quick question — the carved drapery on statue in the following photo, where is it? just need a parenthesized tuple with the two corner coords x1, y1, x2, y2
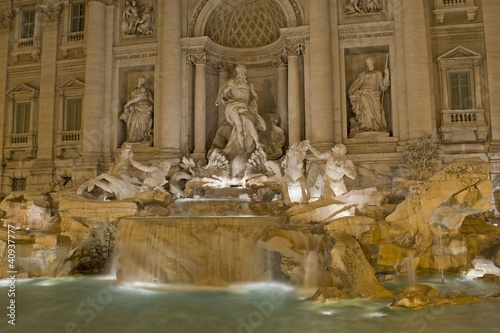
(348, 56, 390, 137)
(211, 64, 285, 164)
(120, 76, 153, 144)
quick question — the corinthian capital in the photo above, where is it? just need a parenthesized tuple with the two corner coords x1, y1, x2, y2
(285, 43, 304, 57)
(187, 52, 206, 66)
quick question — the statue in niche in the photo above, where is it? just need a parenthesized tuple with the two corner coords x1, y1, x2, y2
(307, 143, 357, 198)
(120, 76, 154, 144)
(348, 56, 390, 137)
(215, 64, 267, 159)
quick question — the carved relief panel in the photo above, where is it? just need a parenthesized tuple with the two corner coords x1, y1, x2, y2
(120, 0, 155, 38)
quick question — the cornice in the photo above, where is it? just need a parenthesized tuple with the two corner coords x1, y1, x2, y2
(430, 23, 484, 37)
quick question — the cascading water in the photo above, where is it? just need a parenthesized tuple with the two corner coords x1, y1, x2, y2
(114, 216, 282, 286)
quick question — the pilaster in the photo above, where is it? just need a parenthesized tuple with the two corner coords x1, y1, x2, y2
(483, 0, 500, 179)
(158, 0, 183, 157)
(308, 0, 334, 148)
(399, 0, 434, 139)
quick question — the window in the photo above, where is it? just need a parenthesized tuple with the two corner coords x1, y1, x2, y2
(65, 98, 82, 131)
(14, 102, 31, 134)
(450, 72, 471, 110)
(70, 3, 85, 33)
(11, 178, 27, 191)
(21, 10, 35, 38)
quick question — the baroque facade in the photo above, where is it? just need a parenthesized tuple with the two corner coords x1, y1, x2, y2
(0, 0, 499, 196)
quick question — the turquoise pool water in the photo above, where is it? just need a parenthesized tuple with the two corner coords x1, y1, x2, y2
(0, 274, 499, 333)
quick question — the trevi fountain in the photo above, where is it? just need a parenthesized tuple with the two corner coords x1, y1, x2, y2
(0, 0, 500, 332)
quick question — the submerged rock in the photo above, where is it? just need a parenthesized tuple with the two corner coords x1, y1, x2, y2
(390, 284, 480, 309)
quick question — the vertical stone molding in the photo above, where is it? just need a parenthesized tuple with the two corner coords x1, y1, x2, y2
(0, 8, 11, 183)
(308, 0, 334, 147)
(273, 56, 288, 143)
(37, 15, 59, 161)
(483, 0, 500, 180)
(190, 53, 207, 159)
(159, 0, 182, 156)
(399, 0, 434, 139)
(82, 0, 106, 157)
(286, 45, 302, 145)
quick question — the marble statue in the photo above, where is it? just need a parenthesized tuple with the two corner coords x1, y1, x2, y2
(77, 147, 141, 200)
(120, 76, 154, 143)
(348, 56, 390, 136)
(129, 152, 170, 192)
(281, 140, 310, 205)
(307, 143, 357, 198)
(215, 64, 266, 159)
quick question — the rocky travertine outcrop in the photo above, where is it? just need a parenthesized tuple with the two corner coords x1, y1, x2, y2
(258, 226, 391, 298)
(386, 158, 492, 271)
(389, 284, 480, 309)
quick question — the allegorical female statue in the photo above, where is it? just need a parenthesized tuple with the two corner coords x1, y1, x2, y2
(348, 56, 390, 136)
(120, 76, 154, 143)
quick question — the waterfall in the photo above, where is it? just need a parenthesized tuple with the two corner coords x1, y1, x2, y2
(114, 216, 282, 286)
(303, 250, 319, 289)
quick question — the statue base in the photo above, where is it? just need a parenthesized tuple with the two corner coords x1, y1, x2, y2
(349, 131, 390, 139)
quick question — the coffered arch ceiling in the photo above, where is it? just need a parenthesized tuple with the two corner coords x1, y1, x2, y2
(188, 0, 304, 48)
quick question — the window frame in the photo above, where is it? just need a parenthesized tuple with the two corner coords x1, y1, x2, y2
(13, 101, 31, 134)
(448, 70, 472, 111)
(69, 2, 85, 33)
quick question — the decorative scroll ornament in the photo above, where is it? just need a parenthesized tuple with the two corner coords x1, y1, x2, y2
(39, 1, 63, 23)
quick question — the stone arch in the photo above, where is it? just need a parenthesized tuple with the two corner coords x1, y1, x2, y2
(188, 0, 304, 38)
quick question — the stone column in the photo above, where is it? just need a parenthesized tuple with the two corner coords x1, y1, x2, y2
(483, 0, 500, 179)
(399, 0, 434, 139)
(308, 0, 334, 148)
(287, 46, 302, 145)
(81, 0, 106, 158)
(0, 9, 12, 195)
(158, 0, 182, 156)
(32, 12, 60, 187)
(191, 53, 207, 159)
(215, 63, 229, 128)
(274, 57, 288, 142)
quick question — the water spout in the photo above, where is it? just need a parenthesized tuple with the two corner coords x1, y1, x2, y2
(438, 225, 445, 284)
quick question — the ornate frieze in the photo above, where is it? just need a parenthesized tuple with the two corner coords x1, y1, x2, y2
(182, 35, 292, 66)
(338, 22, 394, 40)
(430, 23, 483, 37)
(113, 44, 157, 61)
